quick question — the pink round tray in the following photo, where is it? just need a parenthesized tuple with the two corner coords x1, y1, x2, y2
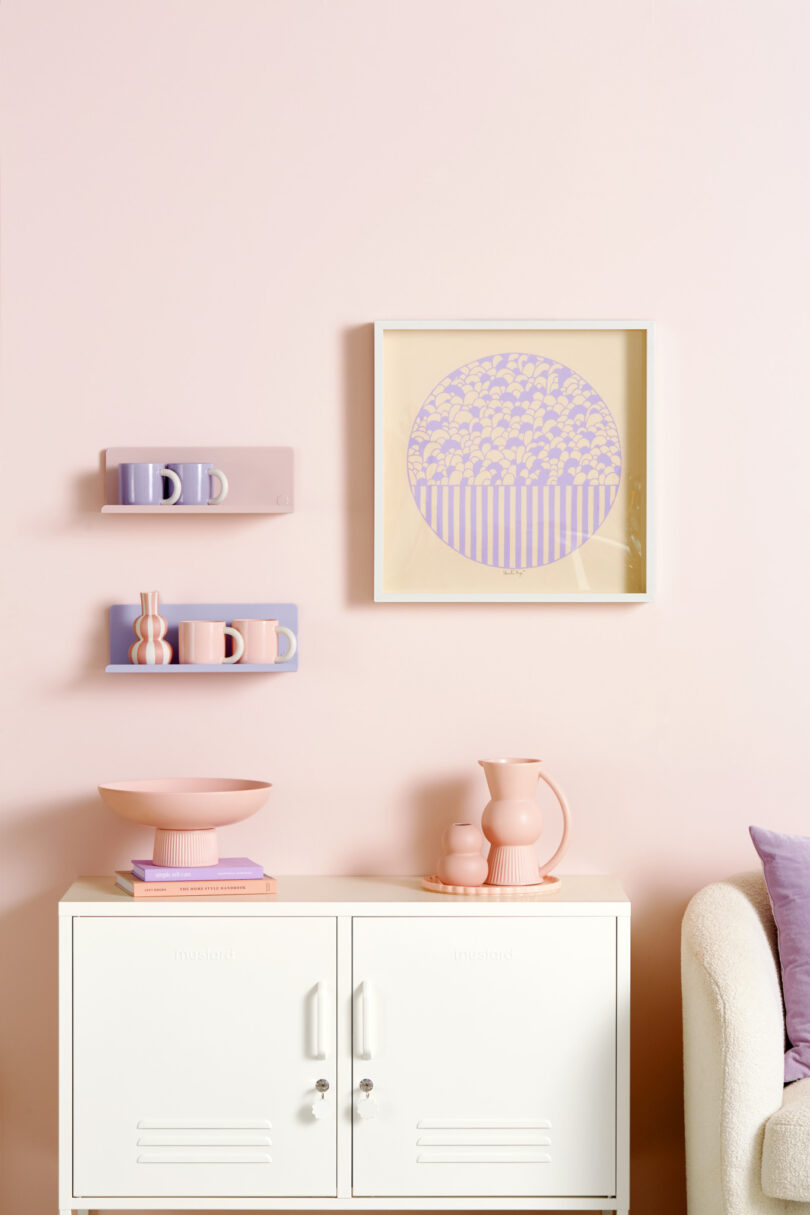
(422, 874, 562, 897)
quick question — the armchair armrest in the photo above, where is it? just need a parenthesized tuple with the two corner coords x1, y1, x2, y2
(682, 872, 787, 1215)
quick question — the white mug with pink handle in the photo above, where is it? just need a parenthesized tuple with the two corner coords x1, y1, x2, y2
(232, 619, 298, 665)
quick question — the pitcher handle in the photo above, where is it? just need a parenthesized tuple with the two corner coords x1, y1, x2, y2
(537, 769, 571, 877)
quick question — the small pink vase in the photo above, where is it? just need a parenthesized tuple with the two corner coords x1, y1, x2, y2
(437, 821, 488, 887)
(129, 591, 173, 665)
(480, 757, 571, 885)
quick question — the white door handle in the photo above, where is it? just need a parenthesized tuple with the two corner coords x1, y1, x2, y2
(356, 980, 376, 1060)
(311, 981, 330, 1060)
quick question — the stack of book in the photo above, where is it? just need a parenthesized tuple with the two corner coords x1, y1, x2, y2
(115, 857, 277, 898)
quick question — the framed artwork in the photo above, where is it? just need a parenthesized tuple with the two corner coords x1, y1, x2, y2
(374, 320, 653, 602)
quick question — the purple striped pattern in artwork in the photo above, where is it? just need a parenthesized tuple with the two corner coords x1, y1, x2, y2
(417, 484, 618, 569)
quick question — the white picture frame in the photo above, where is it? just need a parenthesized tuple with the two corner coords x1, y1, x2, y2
(374, 320, 654, 603)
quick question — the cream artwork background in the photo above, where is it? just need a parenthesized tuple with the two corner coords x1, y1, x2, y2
(379, 327, 648, 598)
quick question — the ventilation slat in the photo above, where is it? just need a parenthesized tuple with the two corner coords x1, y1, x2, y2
(416, 1118, 551, 1130)
(137, 1151, 271, 1164)
(137, 1118, 271, 1130)
(417, 1132, 551, 1147)
(417, 1150, 552, 1164)
(137, 1133, 271, 1147)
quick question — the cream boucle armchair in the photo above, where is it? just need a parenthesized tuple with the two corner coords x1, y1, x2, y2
(682, 871, 810, 1213)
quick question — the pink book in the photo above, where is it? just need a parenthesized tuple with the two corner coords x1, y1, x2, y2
(116, 872, 277, 898)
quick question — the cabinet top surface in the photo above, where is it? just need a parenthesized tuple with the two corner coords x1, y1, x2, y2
(59, 875, 629, 914)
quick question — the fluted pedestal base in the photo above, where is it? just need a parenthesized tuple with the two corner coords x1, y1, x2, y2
(485, 844, 540, 886)
(153, 827, 219, 867)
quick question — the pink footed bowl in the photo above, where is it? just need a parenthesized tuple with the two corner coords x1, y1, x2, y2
(97, 777, 272, 867)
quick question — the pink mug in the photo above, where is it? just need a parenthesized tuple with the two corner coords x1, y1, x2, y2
(231, 619, 297, 665)
(178, 620, 245, 665)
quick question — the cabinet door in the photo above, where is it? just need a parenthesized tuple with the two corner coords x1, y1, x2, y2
(73, 917, 336, 1198)
(352, 916, 616, 1198)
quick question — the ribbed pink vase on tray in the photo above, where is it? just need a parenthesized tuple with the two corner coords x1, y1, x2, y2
(129, 590, 172, 665)
(480, 757, 571, 885)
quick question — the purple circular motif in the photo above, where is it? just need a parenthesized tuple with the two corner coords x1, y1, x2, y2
(407, 352, 622, 569)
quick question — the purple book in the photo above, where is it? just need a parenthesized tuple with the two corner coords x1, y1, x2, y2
(131, 857, 264, 882)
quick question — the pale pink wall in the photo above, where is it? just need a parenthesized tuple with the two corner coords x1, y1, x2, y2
(2, 1, 809, 1212)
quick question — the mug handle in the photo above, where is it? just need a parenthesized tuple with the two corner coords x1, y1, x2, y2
(223, 626, 245, 664)
(274, 625, 297, 663)
(208, 467, 229, 506)
(536, 768, 571, 878)
(161, 468, 182, 505)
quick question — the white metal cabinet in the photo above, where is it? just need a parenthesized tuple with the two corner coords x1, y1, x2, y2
(59, 875, 629, 1214)
(73, 916, 336, 1198)
(352, 917, 616, 1197)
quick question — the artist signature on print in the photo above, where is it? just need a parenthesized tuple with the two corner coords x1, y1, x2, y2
(503, 569, 525, 576)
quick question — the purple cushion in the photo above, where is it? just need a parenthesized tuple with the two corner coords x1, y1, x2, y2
(750, 825, 810, 1082)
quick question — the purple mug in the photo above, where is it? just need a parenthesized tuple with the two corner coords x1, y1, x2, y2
(118, 463, 182, 506)
(166, 462, 229, 506)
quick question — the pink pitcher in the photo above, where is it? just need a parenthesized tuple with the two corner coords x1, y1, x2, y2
(480, 757, 571, 885)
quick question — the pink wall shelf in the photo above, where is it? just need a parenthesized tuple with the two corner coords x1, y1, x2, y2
(102, 447, 293, 513)
(107, 603, 298, 673)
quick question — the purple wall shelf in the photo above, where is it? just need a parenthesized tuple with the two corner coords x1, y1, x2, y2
(107, 603, 298, 673)
(102, 447, 294, 514)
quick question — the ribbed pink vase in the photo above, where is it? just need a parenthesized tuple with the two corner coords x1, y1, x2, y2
(480, 757, 571, 885)
(129, 591, 172, 665)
